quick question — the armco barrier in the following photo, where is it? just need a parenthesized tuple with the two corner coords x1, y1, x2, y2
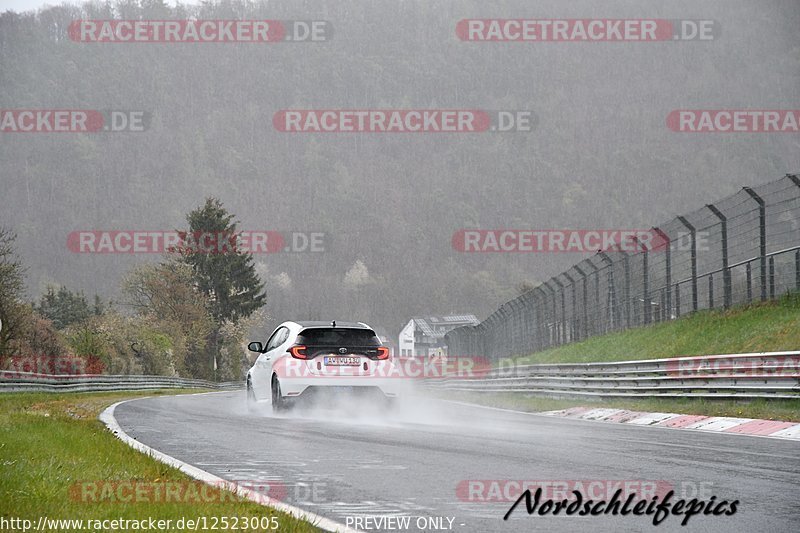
(0, 371, 243, 393)
(427, 351, 800, 399)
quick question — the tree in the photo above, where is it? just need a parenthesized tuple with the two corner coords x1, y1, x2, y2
(123, 259, 211, 332)
(36, 286, 93, 330)
(0, 228, 27, 354)
(176, 198, 266, 379)
(179, 198, 266, 323)
(122, 258, 213, 377)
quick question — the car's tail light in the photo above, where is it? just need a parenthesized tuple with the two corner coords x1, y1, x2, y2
(289, 345, 308, 359)
(376, 347, 389, 360)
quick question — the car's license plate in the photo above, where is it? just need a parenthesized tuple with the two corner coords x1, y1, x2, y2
(324, 356, 360, 366)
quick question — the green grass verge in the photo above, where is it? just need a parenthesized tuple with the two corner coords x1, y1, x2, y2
(514, 291, 800, 365)
(450, 292, 800, 422)
(437, 391, 800, 422)
(0, 390, 320, 532)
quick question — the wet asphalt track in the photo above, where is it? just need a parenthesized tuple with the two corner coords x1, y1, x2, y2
(113, 391, 799, 533)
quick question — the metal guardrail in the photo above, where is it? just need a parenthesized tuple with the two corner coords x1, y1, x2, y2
(427, 351, 800, 400)
(0, 371, 243, 393)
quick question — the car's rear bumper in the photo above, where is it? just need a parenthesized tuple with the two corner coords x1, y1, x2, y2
(279, 376, 405, 398)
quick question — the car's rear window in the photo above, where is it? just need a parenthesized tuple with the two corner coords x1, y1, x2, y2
(297, 328, 381, 346)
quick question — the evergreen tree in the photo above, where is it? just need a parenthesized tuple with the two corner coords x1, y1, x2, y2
(180, 198, 266, 323)
(36, 286, 93, 330)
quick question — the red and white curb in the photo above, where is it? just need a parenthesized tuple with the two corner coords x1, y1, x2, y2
(540, 406, 800, 440)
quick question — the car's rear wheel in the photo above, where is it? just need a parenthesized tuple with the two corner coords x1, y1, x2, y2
(271, 375, 289, 413)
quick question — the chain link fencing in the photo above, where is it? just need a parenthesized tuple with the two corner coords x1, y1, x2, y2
(445, 174, 800, 361)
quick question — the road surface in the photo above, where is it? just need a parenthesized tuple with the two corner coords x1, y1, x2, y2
(113, 391, 799, 532)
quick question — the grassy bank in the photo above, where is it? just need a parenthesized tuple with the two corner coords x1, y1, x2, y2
(447, 292, 800, 421)
(0, 391, 319, 532)
(515, 291, 800, 364)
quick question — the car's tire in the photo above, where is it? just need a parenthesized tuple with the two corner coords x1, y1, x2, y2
(246, 378, 257, 413)
(271, 375, 289, 413)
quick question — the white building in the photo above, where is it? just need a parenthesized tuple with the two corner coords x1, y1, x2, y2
(398, 315, 479, 358)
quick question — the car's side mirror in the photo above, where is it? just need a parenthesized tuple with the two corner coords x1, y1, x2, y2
(248, 341, 264, 353)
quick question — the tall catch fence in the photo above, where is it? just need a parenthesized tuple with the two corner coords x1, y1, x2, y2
(445, 174, 800, 361)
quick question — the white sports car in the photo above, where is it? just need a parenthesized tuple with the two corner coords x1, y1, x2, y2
(246, 321, 403, 412)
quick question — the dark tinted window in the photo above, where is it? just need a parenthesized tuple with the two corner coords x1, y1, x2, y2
(297, 328, 381, 346)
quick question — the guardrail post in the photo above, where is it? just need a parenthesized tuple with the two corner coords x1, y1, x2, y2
(652, 227, 671, 319)
(743, 187, 767, 301)
(677, 216, 698, 312)
(706, 203, 731, 308)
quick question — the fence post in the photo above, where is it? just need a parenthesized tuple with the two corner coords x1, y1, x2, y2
(677, 216, 699, 312)
(708, 273, 714, 308)
(652, 227, 672, 319)
(623, 252, 632, 327)
(675, 282, 681, 317)
(552, 277, 566, 345)
(746, 262, 753, 302)
(520, 291, 533, 355)
(575, 266, 589, 340)
(796, 251, 800, 291)
(563, 272, 576, 342)
(542, 281, 557, 347)
(632, 236, 651, 324)
(706, 203, 731, 308)
(499, 305, 511, 358)
(769, 257, 776, 299)
(587, 259, 600, 337)
(597, 252, 615, 331)
(743, 186, 767, 301)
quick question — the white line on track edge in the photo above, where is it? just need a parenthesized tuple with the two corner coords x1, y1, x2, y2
(99, 393, 361, 533)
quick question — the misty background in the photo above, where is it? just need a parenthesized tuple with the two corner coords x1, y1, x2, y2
(1, 0, 799, 338)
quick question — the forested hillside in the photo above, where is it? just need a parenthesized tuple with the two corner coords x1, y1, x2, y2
(1, 0, 798, 337)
